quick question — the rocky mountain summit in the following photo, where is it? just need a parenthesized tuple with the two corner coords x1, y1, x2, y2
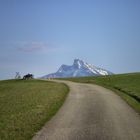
(42, 59, 113, 78)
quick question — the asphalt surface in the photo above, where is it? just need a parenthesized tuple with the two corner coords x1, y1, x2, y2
(32, 80, 140, 140)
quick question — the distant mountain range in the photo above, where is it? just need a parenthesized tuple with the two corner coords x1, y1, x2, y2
(41, 59, 113, 78)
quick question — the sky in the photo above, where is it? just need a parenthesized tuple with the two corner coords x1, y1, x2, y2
(0, 0, 140, 79)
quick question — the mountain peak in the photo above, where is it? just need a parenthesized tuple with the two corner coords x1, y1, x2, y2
(41, 59, 113, 78)
(73, 59, 84, 69)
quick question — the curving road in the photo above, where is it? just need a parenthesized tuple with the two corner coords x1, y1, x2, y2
(33, 80, 140, 140)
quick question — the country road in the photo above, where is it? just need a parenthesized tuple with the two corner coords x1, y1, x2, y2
(33, 80, 140, 140)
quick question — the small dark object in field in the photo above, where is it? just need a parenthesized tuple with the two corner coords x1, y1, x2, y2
(15, 72, 21, 79)
(23, 74, 34, 80)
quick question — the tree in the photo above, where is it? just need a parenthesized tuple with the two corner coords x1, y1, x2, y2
(23, 74, 34, 80)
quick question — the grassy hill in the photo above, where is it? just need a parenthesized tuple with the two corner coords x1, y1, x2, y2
(0, 79, 69, 140)
(63, 73, 140, 113)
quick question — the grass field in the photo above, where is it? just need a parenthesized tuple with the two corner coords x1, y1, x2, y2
(0, 79, 69, 140)
(63, 73, 140, 112)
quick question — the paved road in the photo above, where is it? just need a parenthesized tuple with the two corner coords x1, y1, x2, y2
(33, 80, 140, 140)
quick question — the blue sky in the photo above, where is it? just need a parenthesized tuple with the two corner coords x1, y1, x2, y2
(0, 0, 140, 79)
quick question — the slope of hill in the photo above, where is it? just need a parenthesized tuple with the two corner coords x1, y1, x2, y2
(63, 73, 140, 112)
(0, 79, 68, 140)
(42, 59, 113, 78)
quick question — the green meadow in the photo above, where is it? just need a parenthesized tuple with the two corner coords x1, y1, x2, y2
(0, 79, 69, 140)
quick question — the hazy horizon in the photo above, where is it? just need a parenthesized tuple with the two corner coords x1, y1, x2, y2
(0, 0, 140, 79)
